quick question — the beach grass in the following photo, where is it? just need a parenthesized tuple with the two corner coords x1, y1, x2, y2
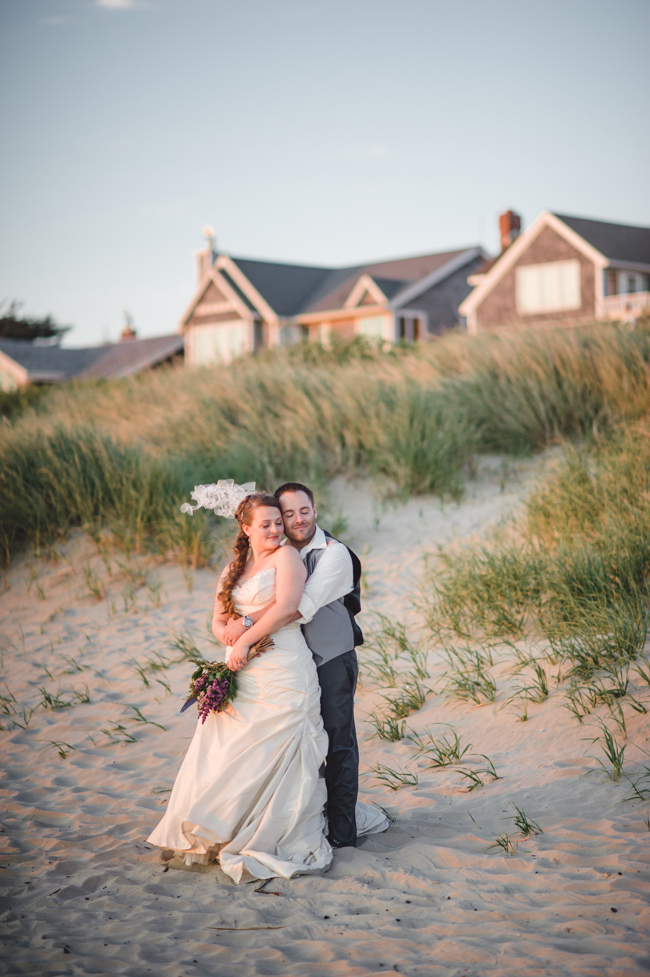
(2, 320, 650, 565)
(421, 417, 650, 742)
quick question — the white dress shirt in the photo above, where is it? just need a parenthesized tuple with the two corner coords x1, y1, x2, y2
(294, 526, 353, 624)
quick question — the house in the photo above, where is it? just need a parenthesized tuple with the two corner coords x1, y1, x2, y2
(180, 228, 488, 366)
(459, 210, 650, 332)
(0, 330, 184, 391)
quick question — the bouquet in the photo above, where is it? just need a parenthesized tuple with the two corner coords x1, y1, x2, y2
(181, 637, 274, 723)
(181, 659, 237, 723)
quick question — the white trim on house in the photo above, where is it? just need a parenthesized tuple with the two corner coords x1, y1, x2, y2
(297, 304, 385, 324)
(192, 301, 237, 317)
(344, 273, 389, 308)
(458, 211, 610, 332)
(603, 291, 650, 320)
(389, 247, 487, 310)
(215, 255, 280, 335)
(178, 267, 252, 331)
(544, 213, 608, 266)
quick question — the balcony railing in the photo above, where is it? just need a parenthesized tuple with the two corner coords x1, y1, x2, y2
(602, 291, 650, 320)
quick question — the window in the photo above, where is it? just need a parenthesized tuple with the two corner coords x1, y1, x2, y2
(606, 269, 618, 296)
(397, 315, 424, 341)
(192, 322, 245, 365)
(193, 328, 213, 365)
(358, 315, 385, 339)
(253, 320, 264, 351)
(516, 260, 581, 314)
(627, 275, 637, 294)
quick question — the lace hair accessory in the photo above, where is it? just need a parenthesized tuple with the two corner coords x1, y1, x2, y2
(180, 479, 256, 519)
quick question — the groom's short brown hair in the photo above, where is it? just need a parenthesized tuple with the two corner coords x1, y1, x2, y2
(274, 482, 315, 506)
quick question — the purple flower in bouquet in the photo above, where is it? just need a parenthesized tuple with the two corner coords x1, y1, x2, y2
(198, 677, 229, 724)
(182, 659, 238, 719)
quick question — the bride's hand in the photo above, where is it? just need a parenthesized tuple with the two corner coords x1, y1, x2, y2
(228, 637, 250, 672)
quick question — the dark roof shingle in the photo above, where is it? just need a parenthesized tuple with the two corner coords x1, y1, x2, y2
(82, 335, 183, 379)
(0, 335, 183, 383)
(229, 257, 332, 317)
(228, 248, 472, 317)
(554, 213, 650, 265)
(0, 339, 105, 380)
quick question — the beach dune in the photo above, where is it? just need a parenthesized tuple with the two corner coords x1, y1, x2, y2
(1, 462, 649, 976)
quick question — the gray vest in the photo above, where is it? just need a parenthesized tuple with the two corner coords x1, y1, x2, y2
(301, 543, 355, 668)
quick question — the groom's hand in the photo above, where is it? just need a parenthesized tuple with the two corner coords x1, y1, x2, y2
(223, 616, 248, 645)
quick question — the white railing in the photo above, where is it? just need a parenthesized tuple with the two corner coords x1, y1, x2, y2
(602, 291, 650, 320)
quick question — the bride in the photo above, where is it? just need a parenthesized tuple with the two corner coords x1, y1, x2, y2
(147, 483, 386, 883)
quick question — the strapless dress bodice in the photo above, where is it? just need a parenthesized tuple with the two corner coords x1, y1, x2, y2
(232, 567, 277, 614)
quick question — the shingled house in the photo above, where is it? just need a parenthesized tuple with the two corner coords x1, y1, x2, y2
(180, 232, 487, 366)
(459, 210, 650, 332)
(0, 332, 183, 391)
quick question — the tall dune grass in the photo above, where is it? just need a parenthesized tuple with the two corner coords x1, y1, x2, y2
(0, 426, 214, 567)
(423, 425, 650, 681)
(2, 321, 650, 565)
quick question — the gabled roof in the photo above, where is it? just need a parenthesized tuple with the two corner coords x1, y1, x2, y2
(217, 268, 258, 311)
(459, 210, 650, 333)
(552, 213, 650, 265)
(229, 257, 332, 317)
(391, 247, 487, 309)
(0, 335, 183, 383)
(226, 247, 477, 318)
(372, 277, 409, 300)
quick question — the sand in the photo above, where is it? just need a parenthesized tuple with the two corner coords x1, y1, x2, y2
(1, 457, 649, 976)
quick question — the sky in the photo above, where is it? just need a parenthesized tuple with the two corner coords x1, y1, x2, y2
(0, 0, 649, 346)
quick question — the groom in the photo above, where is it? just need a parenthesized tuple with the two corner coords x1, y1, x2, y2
(223, 482, 363, 849)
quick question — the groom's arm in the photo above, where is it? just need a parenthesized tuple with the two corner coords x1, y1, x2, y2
(222, 541, 353, 642)
(296, 542, 353, 624)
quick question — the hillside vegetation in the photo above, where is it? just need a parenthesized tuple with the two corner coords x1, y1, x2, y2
(2, 322, 650, 567)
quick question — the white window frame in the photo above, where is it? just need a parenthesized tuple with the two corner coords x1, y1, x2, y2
(516, 259, 581, 315)
(356, 314, 388, 341)
(191, 321, 246, 366)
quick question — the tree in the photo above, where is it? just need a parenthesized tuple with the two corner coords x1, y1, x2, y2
(0, 301, 71, 341)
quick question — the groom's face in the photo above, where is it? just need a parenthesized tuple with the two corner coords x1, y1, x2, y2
(278, 490, 317, 546)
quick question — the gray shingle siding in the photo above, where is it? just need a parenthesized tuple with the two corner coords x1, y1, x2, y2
(399, 254, 486, 334)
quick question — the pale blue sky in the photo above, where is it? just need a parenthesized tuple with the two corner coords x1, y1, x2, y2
(1, 0, 648, 345)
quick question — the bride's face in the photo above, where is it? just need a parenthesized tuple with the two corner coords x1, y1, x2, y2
(243, 505, 284, 552)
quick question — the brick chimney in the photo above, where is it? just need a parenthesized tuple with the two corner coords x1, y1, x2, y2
(120, 310, 137, 342)
(499, 210, 521, 252)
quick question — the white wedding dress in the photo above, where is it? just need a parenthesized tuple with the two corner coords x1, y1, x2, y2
(148, 567, 388, 883)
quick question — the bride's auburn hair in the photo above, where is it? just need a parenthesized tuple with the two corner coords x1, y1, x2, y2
(218, 492, 282, 617)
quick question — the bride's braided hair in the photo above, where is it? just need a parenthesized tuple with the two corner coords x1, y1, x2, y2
(218, 492, 282, 617)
